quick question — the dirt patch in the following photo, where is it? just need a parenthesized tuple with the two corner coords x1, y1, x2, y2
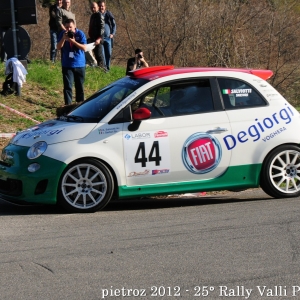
(0, 80, 62, 151)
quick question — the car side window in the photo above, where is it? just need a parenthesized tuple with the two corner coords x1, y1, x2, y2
(218, 78, 267, 109)
(131, 79, 214, 118)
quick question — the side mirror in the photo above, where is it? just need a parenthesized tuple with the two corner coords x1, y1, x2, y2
(132, 107, 151, 120)
(128, 107, 151, 131)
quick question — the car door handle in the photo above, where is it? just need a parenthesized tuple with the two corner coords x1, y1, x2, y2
(206, 127, 228, 134)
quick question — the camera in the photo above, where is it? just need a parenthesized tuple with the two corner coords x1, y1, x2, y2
(67, 31, 74, 38)
(138, 54, 143, 59)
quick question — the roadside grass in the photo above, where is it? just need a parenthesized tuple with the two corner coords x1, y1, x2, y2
(23, 59, 126, 97)
(0, 59, 125, 148)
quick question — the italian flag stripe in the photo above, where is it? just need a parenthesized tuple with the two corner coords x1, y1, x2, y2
(222, 89, 231, 94)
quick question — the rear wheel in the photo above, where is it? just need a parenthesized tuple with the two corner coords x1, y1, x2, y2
(57, 158, 114, 213)
(260, 145, 300, 198)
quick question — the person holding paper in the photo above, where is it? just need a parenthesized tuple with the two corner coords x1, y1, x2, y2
(57, 19, 87, 105)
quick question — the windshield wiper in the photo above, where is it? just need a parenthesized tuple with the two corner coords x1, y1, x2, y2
(65, 115, 84, 122)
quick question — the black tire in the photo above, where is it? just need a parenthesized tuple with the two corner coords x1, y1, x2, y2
(260, 145, 300, 198)
(57, 158, 114, 213)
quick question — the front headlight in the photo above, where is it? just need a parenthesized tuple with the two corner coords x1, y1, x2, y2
(27, 141, 48, 159)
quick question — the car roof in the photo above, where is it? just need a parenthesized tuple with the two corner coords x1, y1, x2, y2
(129, 65, 273, 81)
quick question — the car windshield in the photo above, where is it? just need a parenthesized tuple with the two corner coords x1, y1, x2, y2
(61, 77, 148, 123)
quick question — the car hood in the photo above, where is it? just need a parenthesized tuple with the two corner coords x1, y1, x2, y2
(10, 120, 97, 147)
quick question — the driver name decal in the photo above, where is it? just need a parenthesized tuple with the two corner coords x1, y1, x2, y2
(182, 133, 222, 174)
(223, 88, 252, 97)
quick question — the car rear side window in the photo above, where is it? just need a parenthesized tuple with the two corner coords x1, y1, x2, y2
(218, 78, 267, 109)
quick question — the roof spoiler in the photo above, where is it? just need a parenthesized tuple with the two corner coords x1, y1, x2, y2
(130, 66, 174, 77)
(129, 65, 273, 81)
(249, 70, 273, 80)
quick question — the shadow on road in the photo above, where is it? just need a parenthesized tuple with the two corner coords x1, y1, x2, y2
(105, 191, 272, 211)
(0, 189, 273, 216)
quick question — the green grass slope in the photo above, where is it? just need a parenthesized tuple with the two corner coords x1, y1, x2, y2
(0, 60, 125, 148)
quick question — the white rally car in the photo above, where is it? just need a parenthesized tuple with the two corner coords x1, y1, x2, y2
(0, 66, 299, 212)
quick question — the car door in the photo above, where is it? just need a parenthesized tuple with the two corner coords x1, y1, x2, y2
(122, 78, 232, 186)
(217, 76, 272, 167)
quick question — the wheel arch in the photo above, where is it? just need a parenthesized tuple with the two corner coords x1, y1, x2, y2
(91, 156, 120, 200)
(260, 142, 300, 174)
(259, 142, 300, 198)
(58, 156, 120, 199)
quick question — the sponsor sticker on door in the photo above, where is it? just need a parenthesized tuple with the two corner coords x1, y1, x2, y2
(182, 133, 222, 174)
(124, 130, 171, 178)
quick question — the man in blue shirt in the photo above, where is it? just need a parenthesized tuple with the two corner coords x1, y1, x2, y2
(57, 19, 87, 105)
(98, 1, 116, 72)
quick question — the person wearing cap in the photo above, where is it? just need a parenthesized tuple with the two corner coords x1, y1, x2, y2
(126, 48, 149, 75)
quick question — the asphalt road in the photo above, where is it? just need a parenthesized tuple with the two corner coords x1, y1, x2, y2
(1, 189, 300, 300)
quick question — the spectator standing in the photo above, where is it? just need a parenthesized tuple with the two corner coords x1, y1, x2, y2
(98, 1, 116, 71)
(56, 0, 75, 33)
(49, 0, 62, 62)
(0, 26, 9, 63)
(57, 19, 87, 105)
(126, 48, 149, 75)
(88, 2, 104, 66)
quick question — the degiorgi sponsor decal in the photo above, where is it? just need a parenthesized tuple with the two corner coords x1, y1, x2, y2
(31, 122, 57, 130)
(223, 103, 295, 150)
(182, 133, 222, 174)
(15, 128, 66, 140)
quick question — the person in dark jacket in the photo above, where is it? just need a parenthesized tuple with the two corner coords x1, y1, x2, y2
(56, 0, 76, 32)
(49, 0, 62, 62)
(126, 48, 149, 75)
(88, 2, 104, 66)
(98, 1, 116, 71)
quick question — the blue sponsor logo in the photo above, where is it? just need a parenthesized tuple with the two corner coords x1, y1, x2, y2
(124, 134, 131, 140)
(152, 169, 170, 175)
(19, 128, 65, 139)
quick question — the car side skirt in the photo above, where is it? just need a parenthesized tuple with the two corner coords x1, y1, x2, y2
(118, 164, 262, 198)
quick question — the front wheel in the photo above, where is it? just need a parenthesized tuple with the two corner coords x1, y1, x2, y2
(260, 145, 300, 198)
(57, 158, 114, 213)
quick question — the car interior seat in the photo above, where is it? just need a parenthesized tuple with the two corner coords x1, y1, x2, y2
(169, 89, 186, 115)
(221, 94, 235, 109)
(172, 87, 202, 115)
(199, 88, 214, 112)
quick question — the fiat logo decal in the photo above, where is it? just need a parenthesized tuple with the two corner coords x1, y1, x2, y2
(182, 133, 222, 174)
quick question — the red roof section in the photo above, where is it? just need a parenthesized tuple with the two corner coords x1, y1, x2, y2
(130, 66, 273, 80)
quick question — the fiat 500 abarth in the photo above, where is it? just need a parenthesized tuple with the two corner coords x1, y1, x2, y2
(0, 66, 300, 213)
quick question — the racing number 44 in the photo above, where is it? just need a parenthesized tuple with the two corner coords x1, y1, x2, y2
(135, 141, 162, 167)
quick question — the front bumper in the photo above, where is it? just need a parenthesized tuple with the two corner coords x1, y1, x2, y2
(0, 144, 66, 205)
